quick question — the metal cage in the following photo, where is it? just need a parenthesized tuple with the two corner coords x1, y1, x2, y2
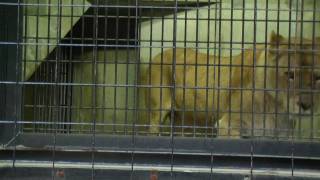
(1, 0, 320, 179)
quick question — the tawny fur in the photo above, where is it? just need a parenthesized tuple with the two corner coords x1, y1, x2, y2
(142, 32, 320, 138)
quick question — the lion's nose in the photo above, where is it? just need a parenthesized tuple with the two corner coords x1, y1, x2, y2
(297, 101, 311, 111)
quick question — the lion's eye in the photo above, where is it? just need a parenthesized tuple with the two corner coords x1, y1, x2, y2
(285, 71, 294, 80)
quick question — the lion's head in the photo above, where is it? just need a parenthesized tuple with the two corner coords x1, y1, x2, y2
(260, 32, 320, 135)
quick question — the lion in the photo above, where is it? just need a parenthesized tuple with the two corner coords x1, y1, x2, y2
(142, 32, 320, 138)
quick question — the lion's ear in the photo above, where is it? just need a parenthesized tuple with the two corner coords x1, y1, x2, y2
(269, 31, 285, 55)
(269, 31, 285, 46)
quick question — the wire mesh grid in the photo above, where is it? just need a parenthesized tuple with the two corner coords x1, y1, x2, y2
(1, 0, 320, 179)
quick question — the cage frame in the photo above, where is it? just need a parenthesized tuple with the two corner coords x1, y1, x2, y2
(0, 0, 22, 145)
(1, 133, 320, 179)
(1, 0, 320, 179)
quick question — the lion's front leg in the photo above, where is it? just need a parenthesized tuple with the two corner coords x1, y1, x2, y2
(217, 113, 241, 138)
(148, 86, 172, 135)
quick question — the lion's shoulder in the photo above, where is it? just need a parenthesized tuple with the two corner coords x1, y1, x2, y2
(230, 47, 264, 88)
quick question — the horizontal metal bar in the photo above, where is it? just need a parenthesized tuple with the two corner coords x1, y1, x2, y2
(1, 134, 320, 179)
(1, 2, 319, 13)
(2, 81, 320, 93)
(1, 167, 319, 180)
(0, 161, 319, 179)
(1, 133, 320, 160)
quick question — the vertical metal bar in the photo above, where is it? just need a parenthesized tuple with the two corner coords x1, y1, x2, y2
(79, 0, 86, 133)
(206, 2, 213, 178)
(37, 0, 43, 132)
(59, 41, 63, 133)
(66, 0, 75, 134)
(52, 0, 62, 178)
(211, 1, 219, 178)
(0, 0, 4, 133)
(210, 152, 214, 179)
(292, 0, 301, 176)
(298, 0, 305, 138)
(131, 0, 139, 179)
(102, 2, 109, 134)
(205, 0, 212, 138)
(91, 0, 99, 179)
(148, 2, 154, 134)
(159, 0, 165, 135)
(240, 0, 245, 138)
(228, 0, 234, 137)
(32, 0, 40, 132)
(42, 1, 48, 133)
(275, 0, 281, 138)
(263, 0, 269, 138)
(113, 0, 120, 134)
(170, 0, 178, 178)
(287, 0, 294, 178)
(46, 0, 52, 134)
(250, 0, 258, 178)
(310, 0, 316, 140)
(125, 0, 130, 135)
(21, 0, 29, 133)
(212, 1, 218, 137)
(216, 0, 222, 137)
(182, 0, 188, 136)
(57, 1, 67, 134)
(193, 0, 200, 137)
(13, 0, 22, 169)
